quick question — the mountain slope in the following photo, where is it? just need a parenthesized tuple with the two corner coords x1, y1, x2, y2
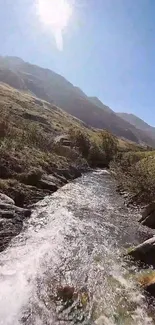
(0, 55, 154, 147)
(117, 112, 155, 142)
(89, 97, 113, 113)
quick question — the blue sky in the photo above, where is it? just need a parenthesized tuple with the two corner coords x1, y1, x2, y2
(0, 0, 155, 126)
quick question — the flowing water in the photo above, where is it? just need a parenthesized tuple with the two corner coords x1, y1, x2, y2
(0, 170, 155, 325)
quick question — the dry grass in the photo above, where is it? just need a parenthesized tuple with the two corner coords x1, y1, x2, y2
(112, 149, 155, 204)
(137, 270, 155, 287)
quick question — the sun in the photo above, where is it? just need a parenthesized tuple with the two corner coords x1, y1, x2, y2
(36, 0, 72, 47)
(36, 0, 72, 49)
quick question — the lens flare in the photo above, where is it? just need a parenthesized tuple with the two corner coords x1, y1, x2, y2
(36, 0, 72, 50)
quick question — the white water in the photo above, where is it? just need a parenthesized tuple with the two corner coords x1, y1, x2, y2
(0, 171, 154, 324)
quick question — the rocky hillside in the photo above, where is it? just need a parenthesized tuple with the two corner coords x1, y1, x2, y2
(117, 112, 155, 142)
(0, 55, 154, 147)
(0, 83, 90, 206)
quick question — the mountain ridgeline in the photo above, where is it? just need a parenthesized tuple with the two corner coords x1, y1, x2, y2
(0, 55, 154, 147)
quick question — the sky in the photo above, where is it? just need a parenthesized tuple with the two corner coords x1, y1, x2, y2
(0, 0, 155, 126)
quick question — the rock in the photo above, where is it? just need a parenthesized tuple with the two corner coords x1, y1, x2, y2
(141, 212, 155, 229)
(57, 286, 75, 302)
(0, 209, 16, 219)
(43, 174, 64, 187)
(53, 172, 67, 184)
(129, 236, 155, 267)
(145, 282, 155, 298)
(38, 175, 58, 192)
(56, 167, 82, 180)
(0, 199, 31, 251)
(140, 202, 155, 222)
(0, 193, 15, 205)
(139, 202, 155, 229)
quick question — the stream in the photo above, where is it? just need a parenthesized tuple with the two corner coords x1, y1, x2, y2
(0, 170, 155, 325)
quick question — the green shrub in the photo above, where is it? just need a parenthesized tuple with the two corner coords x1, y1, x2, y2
(100, 131, 118, 163)
(112, 150, 155, 204)
(88, 144, 107, 167)
(69, 129, 90, 159)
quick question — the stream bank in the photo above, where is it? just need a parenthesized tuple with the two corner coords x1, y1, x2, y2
(0, 165, 89, 252)
(0, 170, 155, 325)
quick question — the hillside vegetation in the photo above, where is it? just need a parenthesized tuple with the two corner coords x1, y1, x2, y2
(112, 149, 155, 204)
(0, 83, 123, 206)
(0, 56, 155, 147)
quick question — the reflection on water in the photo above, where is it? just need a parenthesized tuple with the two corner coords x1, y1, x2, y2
(0, 170, 154, 325)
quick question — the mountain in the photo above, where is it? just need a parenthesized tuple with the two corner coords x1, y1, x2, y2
(0, 55, 154, 147)
(117, 113, 155, 142)
(89, 97, 113, 113)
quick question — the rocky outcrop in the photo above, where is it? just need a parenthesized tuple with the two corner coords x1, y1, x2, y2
(38, 168, 81, 192)
(0, 193, 31, 251)
(0, 193, 15, 205)
(129, 236, 155, 267)
(139, 202, 155, 229)
(38, 174, 60, 192)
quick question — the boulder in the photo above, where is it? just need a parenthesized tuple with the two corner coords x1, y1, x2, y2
(129, 236, 155, 267)
(141, 212, 155, 229)
(38, 175, 58, 192)
(144, 282, 155, 298)
(56, 167, 82, 180)
(53, 172, 67, 184)
(0, 193, 15, 205)
(0, 198, 31, 251)
(139, 202, 155, 229)
(57, 286, 75, 302)
(141, 202, 155, 221)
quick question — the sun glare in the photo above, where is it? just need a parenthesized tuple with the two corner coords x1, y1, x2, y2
(36, 0, 72, 50)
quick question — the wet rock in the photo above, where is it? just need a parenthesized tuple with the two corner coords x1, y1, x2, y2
(56, 167, 82, 180)
(0, 209, 16, 219)
(38, 175, 58, 192)
(57, 286, 75, 302)
(0, 193, 15, 205)
(139, 202, 155, 229)
(129, 236, 155, 267)
(0, 198, 31, 251)
(141, 202, 155, 221)
(145, 282, 155, 298)
(141, 212, 155, 229)
(43, 174, 64, 187)
(53, 172, 67, 184)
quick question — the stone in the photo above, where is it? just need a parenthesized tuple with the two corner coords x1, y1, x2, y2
(38, 175, 58, 192)
(0, 209, 16, 219)
(141, 211, 155, 229)
(145, 282, 155, 298)
(139, 202, 155, 229)
(0, 193, 15, 205)
(129, 236, 155, 267)
(56, 167, 82, 180)
(139, 202, 155, 222)
(57, 286, 75, 302)
(0, 198, 31, 251)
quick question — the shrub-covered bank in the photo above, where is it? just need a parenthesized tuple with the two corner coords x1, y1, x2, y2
(111, 150, 155, 205)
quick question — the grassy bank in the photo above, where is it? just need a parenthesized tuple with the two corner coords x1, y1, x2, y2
(111, 149, 155, 205)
